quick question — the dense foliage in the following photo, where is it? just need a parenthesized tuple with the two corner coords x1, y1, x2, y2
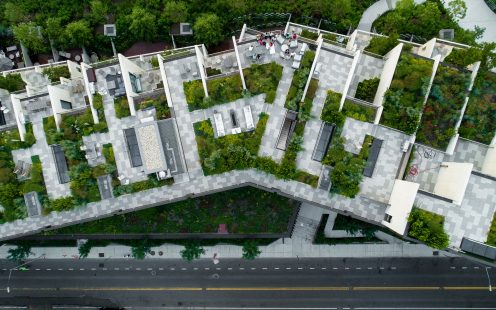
(458, 71, 496, 144)
(45, 187, 297, 235)
(416, 65, 470, 150)
(342, 100, 376, 123)
(314, 214, 380, 245)
(372, 0, 483, 45)
(242, 240, 262, 259)
(184, 75, 243, 111)
(243, 62, 283, 104)
(181, 241, 205, 261)
(0, 74, 26, 93)
(380, 54, 433, 134)
(355, 77, 380, 102)
(134, 94, 171, 119)
(285, 51, 316, 111)
(364, 34, 400, 56)
(114, 96, 131, 119)
(408, 207, 449, 249)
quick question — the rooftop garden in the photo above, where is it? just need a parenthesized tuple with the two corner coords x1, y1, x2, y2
(320, 90, 372, 198)
(0, 129, 44, 223)
(42, 66, 70, 83)
(300, 29, 319, 41)
(372, 0, 482, 46)
(184, 74, 243, 111)
(43, 186, 297, 235)
(380, 53, 433, 134)
(416, 65, 470, 150)
(285, 50, 316, 111)
(458, 71, 496, 145)
(194, 113, 318, 187)
(134, 94, 171, 119)
(0, 74, 26, 93)
(408, 207, 449, 249)
(342, 99, 376, 123)
(243, 62, 283, 104)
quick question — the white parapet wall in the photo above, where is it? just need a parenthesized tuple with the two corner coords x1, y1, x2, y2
(417, 38, 437, 59)
(194, 45, 209, 98)
(157, 54, 174, 108)
(81, 62, 99, 124)
(9, 94, 26, 141)
(232, 36, 247, 90)
(118, 53, 145, 116)
(339, 50, 361, 111)
(301, 35, 323, 102)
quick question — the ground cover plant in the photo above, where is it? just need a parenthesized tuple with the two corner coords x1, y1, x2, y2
(372, 0, 482, 45)
(44, 187, 297, 235)
(0, 74, 26, 92)
(134, 94, 171, 119)
(114, 96, 131, 119)
(314, 214, 381, 245)
(42, 66, 70, 82)
(408, 207, 449, 249)
(243, 62, 283, 104)
(184, 74, 243, 111)
(416, 64, 470, 150)
(300, 29, 319, 41)
(380, 53, 433, 134)
(364, 34, 401, 56)
(486, 211, 496, 247)
(285, 50, 316, 111)
(342, 100, 376, 123)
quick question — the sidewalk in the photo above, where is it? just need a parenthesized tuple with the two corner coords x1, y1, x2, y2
(0, 240, 437, 260)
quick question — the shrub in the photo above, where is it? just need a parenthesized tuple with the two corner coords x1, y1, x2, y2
(342, 100, 376, 123)
(131, 239, 152, 259)
(408, 207, 449, 249)
(0, 74, 26, 92)
(355, 77, 380, 102)
(300, 29, 319, 40)
(321, 90, 345, 127)
(42, 66, 70, 82)
(7, 244, 32, 262)
(243, 62, 283, 104)
(180, 241, 205, 261)
(114, 96, 131, 118)
(364, 34, 400, 56)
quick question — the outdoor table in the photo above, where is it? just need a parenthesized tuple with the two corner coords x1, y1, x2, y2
(281, 44, 289, 52)
(75, 55, 81, 61)
(8, 54, 14, 60)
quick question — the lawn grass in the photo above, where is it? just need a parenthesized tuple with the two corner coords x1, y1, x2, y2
(244, 62, 283, 104)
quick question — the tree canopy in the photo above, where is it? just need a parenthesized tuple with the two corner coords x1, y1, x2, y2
(193, 13, 223, 47)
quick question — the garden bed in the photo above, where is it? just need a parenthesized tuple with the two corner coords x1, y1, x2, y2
(114, 96, 131, 119)
(42, 66, 70, 83)
(355, 77, 379, 102)
(380, 53, 434, 134)
(416, 64, 470, 150)
(0, 74, 26, 92)
(134, 94, 171, 119)
(407, 207, 449, 249)
(314, 214, 381, 245)
(458, 71, 496, 145)
(44, 187, 298, 235)
(243, 62, 283, 104)
(342, 99, 376, 123)
(184, 74, 243, 111)
(285, 51, 316, 111)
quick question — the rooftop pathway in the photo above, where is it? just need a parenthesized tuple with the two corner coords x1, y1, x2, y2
(446, 0, 496, 43)
(0, 169, 388, 241)
(357, 0, 426, 32)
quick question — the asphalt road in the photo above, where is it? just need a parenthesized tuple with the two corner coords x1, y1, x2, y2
(0, 257, 495, 309)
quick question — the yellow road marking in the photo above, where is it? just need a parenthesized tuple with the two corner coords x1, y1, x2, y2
(353, 286, 440, 291)
(443, 286, 490, 291)
(206, 287, 349, 291)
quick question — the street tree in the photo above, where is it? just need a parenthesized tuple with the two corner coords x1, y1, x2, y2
(446, 0, 467, 21)
(4, 2, 28, 24)
(180, 242, 205, 261)
(193, 13, 223, 47)
(242, 241, 261, 260)
(131, 240, 152, 260)
(7, 245, 33, 263)
(88, 0, 109, 26)
(44, 17, 63, 48)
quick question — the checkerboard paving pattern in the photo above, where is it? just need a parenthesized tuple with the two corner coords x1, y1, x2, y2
(316, 49, 354, 93)
(348, 54, 385, 98)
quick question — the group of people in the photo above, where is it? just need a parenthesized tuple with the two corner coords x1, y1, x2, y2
(256, 32, 276, 47)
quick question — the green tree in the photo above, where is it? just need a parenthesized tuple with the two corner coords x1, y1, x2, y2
(193, 13, 223, 47)
(7, 244, 32, 263)
(12, 22, 46, 54)
(446, 0, 467, 21)
(408, 208, 449, 249)
(44, 17, 63, 48)
(129, 6, 157, 42)
(180, 241, 205, 261)
(131, 239, 152, 260)
(62, 20, 93, 49)
(87, 0, 109, 26)
(162, 1, 189, 24)
(323, 0, 352, 20)
(4, 2, 27, 24)
(242, 241, 261, 260)
(78, 241, 92, 259)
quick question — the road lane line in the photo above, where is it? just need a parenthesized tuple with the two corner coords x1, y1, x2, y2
(262, 267, 267, 270)
(298, 267, 303, 270)
(159, 268, 164, 271)
(353, 286, 439, 291)
(206, 287, 349, 291)
(443, 286, 489, 290)
(333, 267, 338, 270)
